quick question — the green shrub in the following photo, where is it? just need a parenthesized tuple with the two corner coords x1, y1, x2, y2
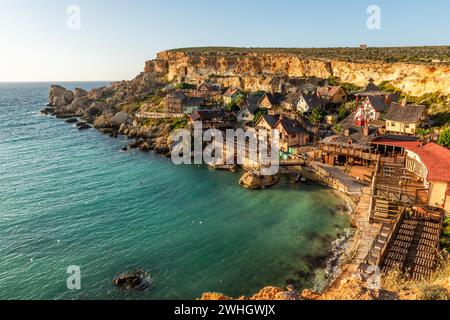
(309, 107, 325, 125)
(438, 127, 450, 147)
(225, 102, 240, 113)
(254, 108, 269, 123)
(175, 83, 196, 90)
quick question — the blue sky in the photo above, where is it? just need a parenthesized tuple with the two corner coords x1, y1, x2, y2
(0, 0, 449, 81)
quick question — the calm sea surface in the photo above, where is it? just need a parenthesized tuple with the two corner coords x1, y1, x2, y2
(0, 82, 349, 300)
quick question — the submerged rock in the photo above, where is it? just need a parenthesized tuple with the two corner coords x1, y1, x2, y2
(77, 122, 91, 131)
(113, 270, 152, 291)
(65, 118, 79, 124)
(40, 107, 54, 115)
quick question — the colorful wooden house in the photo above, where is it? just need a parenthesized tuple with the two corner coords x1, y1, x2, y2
(355, 96, 389, 127)
(275, 117, 310, 153)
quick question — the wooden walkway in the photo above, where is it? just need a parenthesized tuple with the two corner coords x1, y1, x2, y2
(340, 187, 383, 277)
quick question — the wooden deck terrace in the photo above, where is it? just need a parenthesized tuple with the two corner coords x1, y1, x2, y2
(370, 161, 429, 223)
(318, 143, 380, 162)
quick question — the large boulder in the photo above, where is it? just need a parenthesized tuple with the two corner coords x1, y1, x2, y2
(93, 112, 113, 129)
(49, 84, 74, 107)
(88, 87, 107, 100)
(111, 112, 130, 127)
(69, 96, 91, 111)
(86, 102, 109, 118)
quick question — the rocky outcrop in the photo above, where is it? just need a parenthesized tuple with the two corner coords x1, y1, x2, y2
(239, 172, 280, 189)
(145, 49, 450, 96)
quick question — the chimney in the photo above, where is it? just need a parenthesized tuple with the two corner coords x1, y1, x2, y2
(364, 126, 370, 137)
(401, 97, 407, 107)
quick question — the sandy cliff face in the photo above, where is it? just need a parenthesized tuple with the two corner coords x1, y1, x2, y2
(145, 51, 450, 96)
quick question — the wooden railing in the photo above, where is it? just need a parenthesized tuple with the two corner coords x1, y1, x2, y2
(319, 144, 379, 161)
(136, 111, 185, 119)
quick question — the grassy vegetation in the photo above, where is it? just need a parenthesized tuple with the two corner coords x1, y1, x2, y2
(167, 46, 450, 65)
(169, 117, 189, 131)
(382, 256, 450, 300)
(120, 102, 141, 114)
(141, 117, 189, 131)
(441, 217, 450, 251)
(174, 82, 196, 90)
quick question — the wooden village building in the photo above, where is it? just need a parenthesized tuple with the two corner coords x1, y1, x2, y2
(255, 114, 280, 133)
(371, 138, 450, 213)
(316, 85, 348, 105)
(354, 78, 397, 102)
(222, 87, 242, 104)
(318, 126, 380, 166)
(189, 109, 234, 129)
(275, 116, 310, 155)
(384, 103, 428, 135)
(237, 93, 274, 122)
(280, 92, 326, 114)
(197, 82, 223, 97)
(165, 91, 205, 114)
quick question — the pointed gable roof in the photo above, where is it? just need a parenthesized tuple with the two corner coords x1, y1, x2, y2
(317, 85, 346, 99)
(223, 87, 241, 98)
(385, 103, 427, 123)
(355, 78, 386, 97)
(281, 92, 302, 105)
(365, 96, 388, 112)
(299, 93, 326, 109)
(256, 114, 280, 129)
(276, 117, 308, 135)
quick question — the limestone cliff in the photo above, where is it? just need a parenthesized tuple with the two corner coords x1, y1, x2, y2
(145, 49, 450, 96)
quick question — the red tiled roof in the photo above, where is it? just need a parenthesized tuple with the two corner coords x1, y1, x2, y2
(372, 139, 450, 182)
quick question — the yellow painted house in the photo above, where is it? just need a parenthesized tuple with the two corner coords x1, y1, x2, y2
(384, 103, 427, 135)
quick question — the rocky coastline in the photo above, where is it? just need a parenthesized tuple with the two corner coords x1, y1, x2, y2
(43, 78, 174, 156)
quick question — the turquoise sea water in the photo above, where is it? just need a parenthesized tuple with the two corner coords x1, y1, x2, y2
(0, 82, 349, 300)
